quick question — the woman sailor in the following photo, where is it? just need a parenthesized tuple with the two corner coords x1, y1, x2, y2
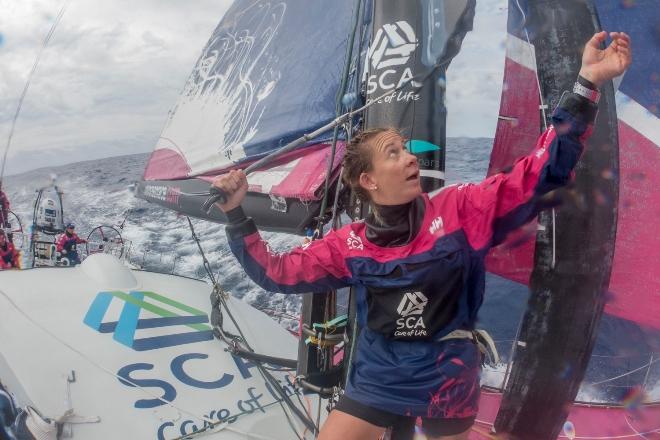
(0, 230, 19, 269)
(213, 31, 631, 440)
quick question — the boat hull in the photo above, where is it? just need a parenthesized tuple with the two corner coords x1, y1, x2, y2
(0, 254, 319, 439)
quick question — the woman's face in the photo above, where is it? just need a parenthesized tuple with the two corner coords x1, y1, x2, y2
(359, 130, 422, 205)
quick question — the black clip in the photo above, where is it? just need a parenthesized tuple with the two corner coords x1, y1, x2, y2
(202, 186, 228, 214)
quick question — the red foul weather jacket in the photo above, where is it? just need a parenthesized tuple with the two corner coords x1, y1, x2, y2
(0, 242, 19, 269)
(56, 232, 86, 253)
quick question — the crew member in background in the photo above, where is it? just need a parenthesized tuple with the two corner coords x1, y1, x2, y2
(0, 184, 10, 228)
(56, 223, 87, 266)
(0, 230, 20, 269)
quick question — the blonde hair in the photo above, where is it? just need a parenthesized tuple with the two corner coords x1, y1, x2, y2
(342, 127, 402, 203)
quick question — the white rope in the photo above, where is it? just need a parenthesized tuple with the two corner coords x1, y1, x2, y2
(0, 288, 283, 439)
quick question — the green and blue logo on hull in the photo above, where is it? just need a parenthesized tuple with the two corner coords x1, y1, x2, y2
(406, 139, 441, 155)
(84, 290, 213, 351)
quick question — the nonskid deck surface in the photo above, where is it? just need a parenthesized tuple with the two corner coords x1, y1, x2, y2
(0, 254, 321, 439)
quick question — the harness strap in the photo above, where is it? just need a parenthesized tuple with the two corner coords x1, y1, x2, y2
(439, 329, 474, 341)
(312, 314, 348, 331)
(439, 329, 500, 367)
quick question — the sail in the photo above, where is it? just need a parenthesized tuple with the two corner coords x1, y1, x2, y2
(482, 0, 540, 285)
(489, 0, 659, 438)
(486, 0, 659, 330)
(138, 0, 360, 234)
(594, 0, 660, 330)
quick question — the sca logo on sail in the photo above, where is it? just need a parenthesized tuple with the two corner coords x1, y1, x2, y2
(363, 21, 422, 100)
(83, 290, 214, 351)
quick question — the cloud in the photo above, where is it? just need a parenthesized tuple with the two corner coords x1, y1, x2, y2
(0, 0, 506, 176)
(446, 0, 507, 138)
(0, 0, 233, 175)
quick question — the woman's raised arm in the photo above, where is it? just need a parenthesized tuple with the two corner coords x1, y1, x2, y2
(214, 170, 354, 294)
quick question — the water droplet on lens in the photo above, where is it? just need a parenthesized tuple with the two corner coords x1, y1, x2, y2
(601, 169, 615, 180)
(563, 421, 576, 439)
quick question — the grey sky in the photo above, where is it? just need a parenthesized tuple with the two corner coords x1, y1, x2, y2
(0, 0, 506, 176)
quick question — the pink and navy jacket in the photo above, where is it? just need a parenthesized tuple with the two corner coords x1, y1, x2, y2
(56, 232, 86, 253)
(226, 92, 596, 417)
(0, 241, 19, 269)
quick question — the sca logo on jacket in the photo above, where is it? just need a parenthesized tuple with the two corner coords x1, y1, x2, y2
(395, 291, 428, 337)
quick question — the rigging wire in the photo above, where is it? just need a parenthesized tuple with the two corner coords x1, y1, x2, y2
(288, 0, 365, 407)
(1, 0, 71, 182)
(315, 0, 363, 237)
(588, 356, 660, 387)
(642, 354, 655, 390)
(184, 217, 317, 439)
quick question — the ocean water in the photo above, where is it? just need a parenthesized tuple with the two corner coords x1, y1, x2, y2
(3, 137, 658, 403)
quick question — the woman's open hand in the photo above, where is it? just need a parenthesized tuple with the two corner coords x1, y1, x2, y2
(579, 31, 632, 87)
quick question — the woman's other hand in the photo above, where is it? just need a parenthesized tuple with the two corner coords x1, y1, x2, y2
(579, 31, 632, 87)
(212, 169, 248, 212)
